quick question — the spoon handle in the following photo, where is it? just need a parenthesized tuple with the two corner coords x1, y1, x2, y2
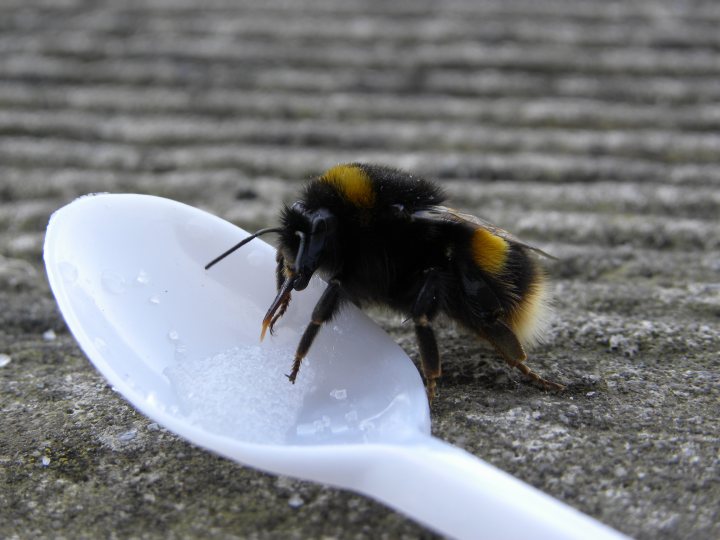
(356, 436, 628, 540)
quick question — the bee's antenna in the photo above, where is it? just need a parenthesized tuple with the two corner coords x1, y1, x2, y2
(205, 227, 283, 270)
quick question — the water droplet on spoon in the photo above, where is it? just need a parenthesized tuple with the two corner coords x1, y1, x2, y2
(330, 388, 347, 400)
(174, 342, 188, 360)
(136, 270, 150, 285)
(101, 271, 126, 294)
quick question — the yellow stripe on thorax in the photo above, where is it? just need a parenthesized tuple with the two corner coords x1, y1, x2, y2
(320, 164, 376, 208)
(471, 228, 508, 275)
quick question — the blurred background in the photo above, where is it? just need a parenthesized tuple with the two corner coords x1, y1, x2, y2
(1, 1, 718, 539)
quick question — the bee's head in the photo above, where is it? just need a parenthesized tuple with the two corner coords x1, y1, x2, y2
(279, 202, 338, 291)
(203, 203, 337, 286)
(204, 201, 339, 341)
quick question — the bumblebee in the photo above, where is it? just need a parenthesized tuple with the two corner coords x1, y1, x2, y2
(206, 163, 564, 400)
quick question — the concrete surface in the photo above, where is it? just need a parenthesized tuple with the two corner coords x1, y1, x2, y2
(1, 0, 719, 538)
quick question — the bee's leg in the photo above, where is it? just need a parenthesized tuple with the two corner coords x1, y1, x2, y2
(414, 316, 441, 402)
(411, 269, 442, 402)
(269, 252, 291, 335)
(289, 278, 342, 383)
(481, 320, 565, 391)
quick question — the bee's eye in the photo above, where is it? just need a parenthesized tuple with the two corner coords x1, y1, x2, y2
(310, 209, 336, 234)
(314, 217, 330, 233)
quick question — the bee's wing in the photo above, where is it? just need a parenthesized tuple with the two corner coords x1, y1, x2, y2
(412, 205, 557, 260)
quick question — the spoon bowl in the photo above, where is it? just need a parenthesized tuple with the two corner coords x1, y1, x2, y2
(45, 194, 627, 540)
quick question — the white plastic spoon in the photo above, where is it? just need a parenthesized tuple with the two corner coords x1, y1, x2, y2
(44, 193, 627, 540)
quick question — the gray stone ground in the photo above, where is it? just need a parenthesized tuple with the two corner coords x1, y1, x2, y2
(1, 0, 719, 538)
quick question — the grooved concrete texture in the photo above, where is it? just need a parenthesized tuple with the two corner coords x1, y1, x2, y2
(1, 1, 718, 539)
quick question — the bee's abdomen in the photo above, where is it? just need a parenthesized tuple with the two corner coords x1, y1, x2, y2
(470, 227, 510, 276)
(463, 234, 550, 347)
(499, 247, 551, 348)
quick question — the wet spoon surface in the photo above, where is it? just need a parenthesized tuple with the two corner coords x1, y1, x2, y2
(44, 193, 627, 540)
